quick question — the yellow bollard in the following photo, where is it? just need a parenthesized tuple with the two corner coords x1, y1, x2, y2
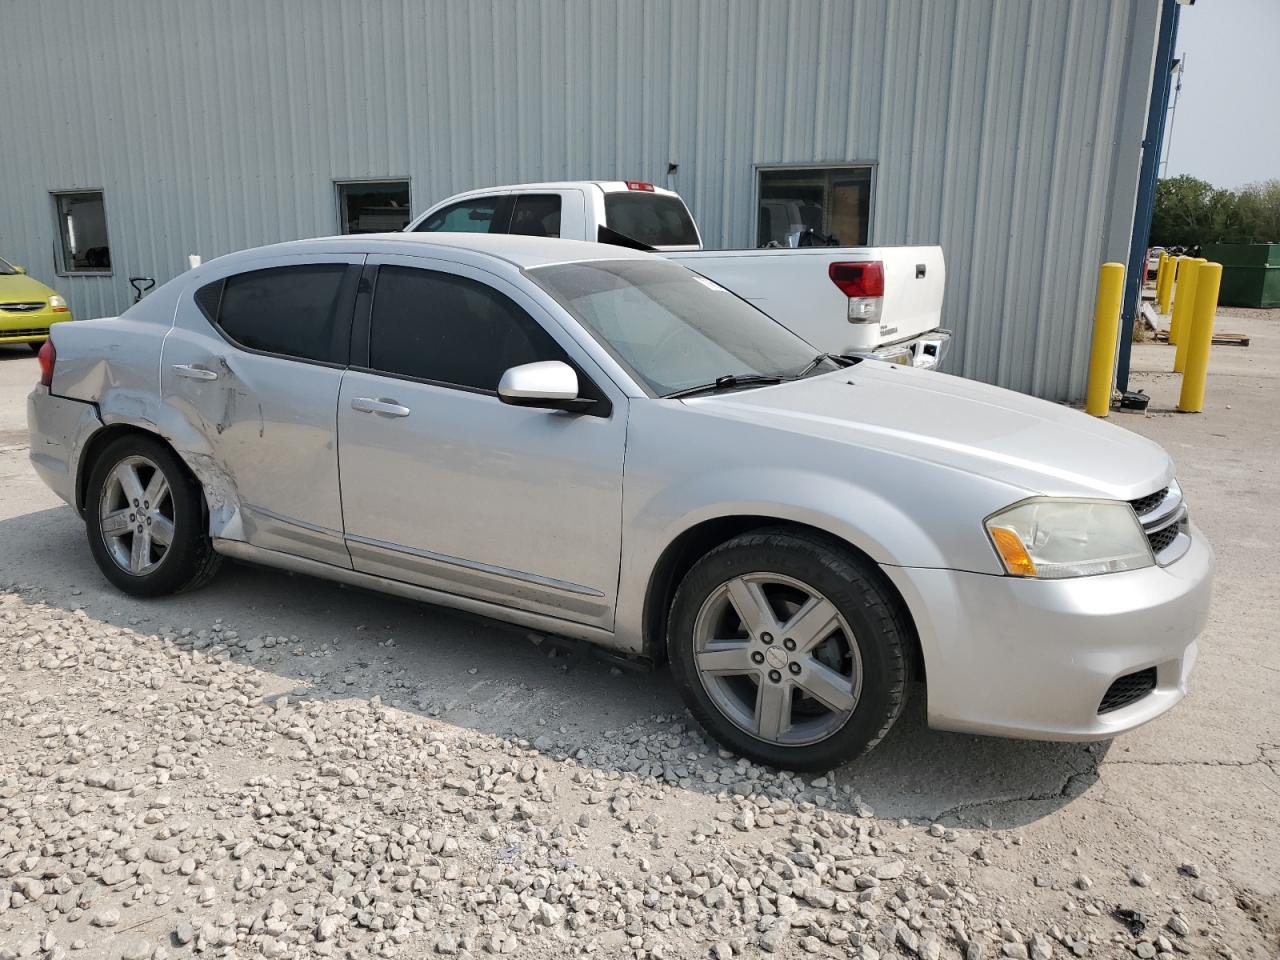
(1085, 262, 1125, 417)
(1177, 262, 1222, 413)
(1172, 258, 1206, 369)
(1155, 252, 1172, 314)
(1167, 256, 1183, 318)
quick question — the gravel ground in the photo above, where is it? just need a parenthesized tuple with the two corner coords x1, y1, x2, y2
(0, 311, 1276, 960)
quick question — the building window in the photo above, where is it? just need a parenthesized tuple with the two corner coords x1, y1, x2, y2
(756, 166, 873, 248)
(337, 180, 412, 234)
(53, 191, 111, 273)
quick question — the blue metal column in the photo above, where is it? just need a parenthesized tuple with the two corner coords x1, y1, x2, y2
(1116, 0, 1181, 393)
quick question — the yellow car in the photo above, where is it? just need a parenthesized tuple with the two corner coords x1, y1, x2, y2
(1, 256, 74, 350)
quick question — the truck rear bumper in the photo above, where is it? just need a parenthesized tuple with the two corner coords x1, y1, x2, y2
(860, 329, 952, 369)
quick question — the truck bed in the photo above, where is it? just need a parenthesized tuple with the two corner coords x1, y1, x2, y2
(664, 246, 946, 358)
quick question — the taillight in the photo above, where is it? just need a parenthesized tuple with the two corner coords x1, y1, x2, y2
(828, 261, 884, 298)
(37, 338, 56, 388)
(625, 180, 655, 192)
(829, 261, 885, 324)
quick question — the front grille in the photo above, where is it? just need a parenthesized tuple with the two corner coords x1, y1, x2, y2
(0, 328, 49, 338)
(1147, 524, 1180, 554)
(1129, 485, 1189, 563)
(0, 302, 46, 313)
(1129, 487, 1169, 518)
(1098, 667, 1157, 714)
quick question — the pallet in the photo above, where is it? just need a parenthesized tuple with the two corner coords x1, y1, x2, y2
(1154, 331, 1250, 347)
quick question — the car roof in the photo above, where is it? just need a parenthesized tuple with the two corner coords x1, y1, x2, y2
(211, 232, 657, 271)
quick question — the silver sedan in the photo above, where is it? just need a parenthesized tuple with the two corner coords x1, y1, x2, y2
(27, 234, 1212, 769)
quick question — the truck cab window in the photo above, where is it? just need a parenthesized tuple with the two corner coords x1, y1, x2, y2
(509, 195, 562, 237)
(415, 197, 506, 234)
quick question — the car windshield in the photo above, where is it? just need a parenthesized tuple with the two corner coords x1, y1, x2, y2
(0, 257, 16, 276)
(528, 258, 836, 397)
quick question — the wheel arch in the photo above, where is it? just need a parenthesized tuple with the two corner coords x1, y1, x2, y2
(641, 515, 925, 683)
(76, 423, 209, 520)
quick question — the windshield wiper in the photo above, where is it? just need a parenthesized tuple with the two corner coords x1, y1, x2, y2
(793, 353, 854, 378)
(665, 374, 784, 399)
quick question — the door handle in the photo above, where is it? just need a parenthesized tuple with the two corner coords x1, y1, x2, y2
(351, 396, 411, 418)
(172, 363, 219, 381)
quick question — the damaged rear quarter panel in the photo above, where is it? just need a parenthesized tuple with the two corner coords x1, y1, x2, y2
(48, 274, 248, 540)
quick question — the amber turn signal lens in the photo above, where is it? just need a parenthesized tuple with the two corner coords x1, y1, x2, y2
(989, 526, 1038, 577)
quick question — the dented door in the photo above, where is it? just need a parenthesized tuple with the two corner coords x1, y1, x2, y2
(160, 253, 363, 567)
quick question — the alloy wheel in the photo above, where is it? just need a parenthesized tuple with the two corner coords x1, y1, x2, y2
(692, 572, 862, 746)
(98, 455, 175, 576)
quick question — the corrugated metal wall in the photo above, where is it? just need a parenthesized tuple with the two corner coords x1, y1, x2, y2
(0, 0, 1159, 400)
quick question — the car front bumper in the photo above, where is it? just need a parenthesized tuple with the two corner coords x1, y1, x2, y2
(880, 525, 1213, 741)
(0, 311, 73, 343)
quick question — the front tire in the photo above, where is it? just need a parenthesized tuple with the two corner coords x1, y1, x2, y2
(85, 434, 222, 596)
(668, 529, 909, 771)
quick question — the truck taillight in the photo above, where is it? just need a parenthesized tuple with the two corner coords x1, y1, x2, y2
(829, 261, 884, 298)
(37, 338, 56, 387)
(625, 180, 655, 192)
(830, 261, 885, 325)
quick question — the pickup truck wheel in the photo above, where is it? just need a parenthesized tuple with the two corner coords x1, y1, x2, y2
(85, 434, 222, 597)
(668, 530, 908, 771)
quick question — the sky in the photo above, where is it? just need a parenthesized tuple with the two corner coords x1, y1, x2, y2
(1160, 0, 1280, 189)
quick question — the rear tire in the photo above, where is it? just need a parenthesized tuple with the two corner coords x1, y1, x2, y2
(668, 528, 909, 771)
(84, 434, 222, 596)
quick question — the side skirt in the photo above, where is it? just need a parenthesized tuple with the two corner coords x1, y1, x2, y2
(211, 538, 623, 651)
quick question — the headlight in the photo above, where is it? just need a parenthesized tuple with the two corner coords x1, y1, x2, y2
(49, 295, 69, 312)
(985, 498, 1153, 579)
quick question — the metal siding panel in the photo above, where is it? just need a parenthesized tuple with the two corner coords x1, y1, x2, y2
(0, 0, 1156, 400)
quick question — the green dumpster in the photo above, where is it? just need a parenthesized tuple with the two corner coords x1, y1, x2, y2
(1202, 243, 1280, 308)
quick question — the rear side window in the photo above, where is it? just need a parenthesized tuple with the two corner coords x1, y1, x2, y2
(604, 193, 698, 247)
(198, 264, 357, 364)
(509, 194, 561, 237)
(414, 197, 505, 233)
(368, 266, 566, 391)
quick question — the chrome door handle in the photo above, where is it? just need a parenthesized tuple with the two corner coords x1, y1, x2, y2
(351, 396, 411, 418)
(172, 363, 219, 381)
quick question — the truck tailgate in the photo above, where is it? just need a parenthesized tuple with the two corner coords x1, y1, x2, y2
(878, 246, 945, 345)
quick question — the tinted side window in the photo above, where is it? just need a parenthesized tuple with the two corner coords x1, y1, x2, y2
(193, 279, 223, 324)
(215, 264, 356, 363)
(509, 194, 562, 237)
(415, 197, 504, 233)
(369, 266, 567, 391)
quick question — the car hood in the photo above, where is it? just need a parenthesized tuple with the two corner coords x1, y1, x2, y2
(683, 363, 1173, 501)
(0, 273, 57, 303)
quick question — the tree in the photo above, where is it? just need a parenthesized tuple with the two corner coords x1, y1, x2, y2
(1150, 175, 1280, 248)
(1233, 180, 1280, 244)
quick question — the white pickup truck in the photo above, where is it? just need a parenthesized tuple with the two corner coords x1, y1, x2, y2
(403, 180, 950, 368)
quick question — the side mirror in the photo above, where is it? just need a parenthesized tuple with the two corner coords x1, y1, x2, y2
(498, 360, 592, 412)
(13, 265, 26, 274)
